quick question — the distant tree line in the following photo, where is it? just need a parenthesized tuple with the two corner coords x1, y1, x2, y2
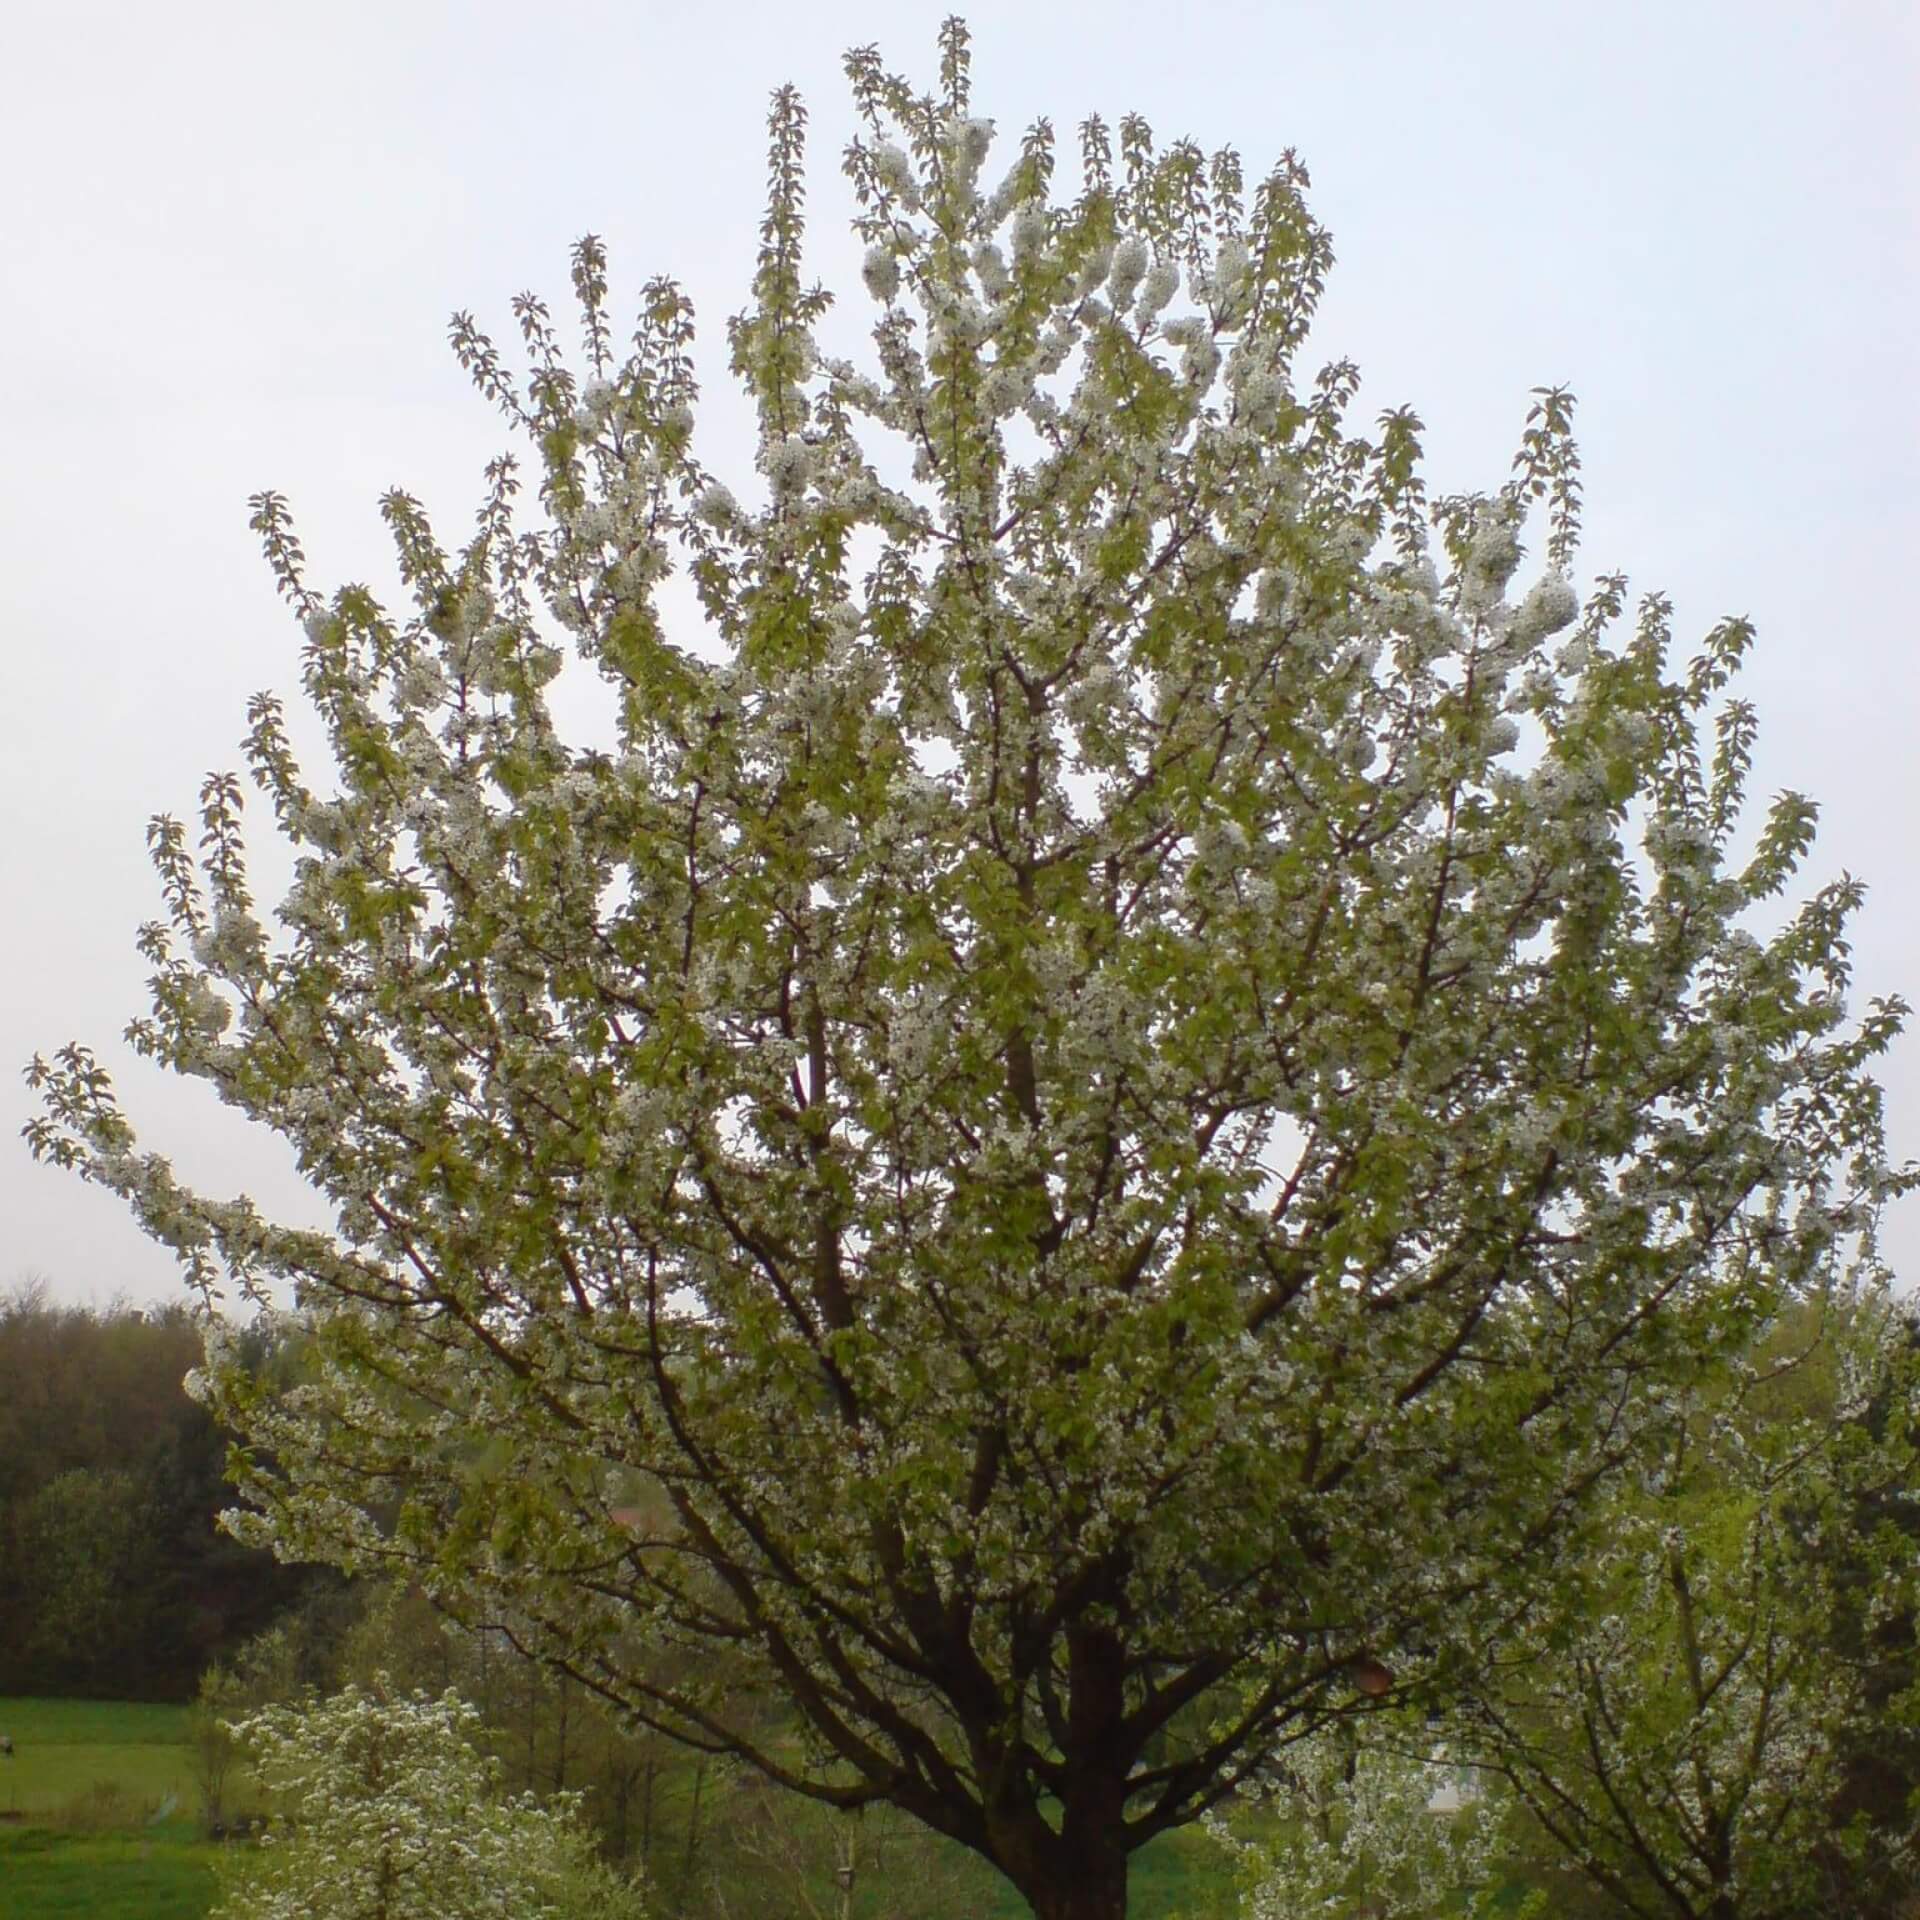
(0, 1283, 336, 1701)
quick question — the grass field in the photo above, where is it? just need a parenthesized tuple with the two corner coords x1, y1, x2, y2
(0, 1698, 219, 1919)
(0, 1697, 198, 1822)
(0, 1824, 216, 1919)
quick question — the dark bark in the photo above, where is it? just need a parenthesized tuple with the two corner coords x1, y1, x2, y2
(1026, 1851, 1129, 1920)
(1002, 1624, 1134, 1920)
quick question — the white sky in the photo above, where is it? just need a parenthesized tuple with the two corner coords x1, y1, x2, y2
(5, 0, 1916, 1311)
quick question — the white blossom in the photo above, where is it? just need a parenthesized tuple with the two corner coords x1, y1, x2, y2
(762, 433, 815, 500)
(212, 1683, 647, 1920)
(1137, 255, 1180, 323)
(1512, 571, 1579, 643)
(872, 140, 917, 202)
(862, 243, 901, 303)
(1460, 504, 1524, 614)
(1108, 235, 1149, 307)
(690, 481, 740, 527)
(1010, 202, 1049, 259)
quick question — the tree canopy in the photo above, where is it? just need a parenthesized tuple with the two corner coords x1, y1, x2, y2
(26, 20, 1910, 1920)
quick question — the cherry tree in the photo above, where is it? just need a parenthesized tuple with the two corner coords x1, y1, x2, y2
(27, 20, 1908, 1920)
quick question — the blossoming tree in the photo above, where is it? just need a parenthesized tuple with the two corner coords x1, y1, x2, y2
(1214, 1725, 1524, 1920)
(211, 1682, 646, 1920)
(1451, 1305, 1919, 1920)
(1222, 1303, 1917, 1920)
(26, 21, 1909, 1920)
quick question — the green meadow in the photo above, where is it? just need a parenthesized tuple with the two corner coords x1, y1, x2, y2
(0, 1697, 197, 1820)
(0, 1825, 216, 1920)
(0, 1699, 217, 1920)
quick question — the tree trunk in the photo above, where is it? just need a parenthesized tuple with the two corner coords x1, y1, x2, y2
(834, 1811, 858, 1920)
(523, 1659, 538, 1790)
(1026, 1852, 1128, 1920)
(1021, 1622, 1132, 1920)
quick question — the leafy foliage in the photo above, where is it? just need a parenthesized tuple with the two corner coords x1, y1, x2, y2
(1450, 1302, 1920, 1920)
(26, 18, 1910, 1919)
(1216, 1311, 1919, 1920)
(0, 1289, 320, 1702)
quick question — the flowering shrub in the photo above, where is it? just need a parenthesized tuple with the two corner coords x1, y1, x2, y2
(28, 17, 1909, 1920)
(211, 1681, 647, 1920)
(1215, 1728, 1528, 1920)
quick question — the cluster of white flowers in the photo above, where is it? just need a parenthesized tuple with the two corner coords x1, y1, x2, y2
(1509, 571, 1579, 644)
(1555, 630, 1594, 673)
(1480, 713, 1520, 757)
(1136, 254, 1180, 324)
(576, 377, 619, 424)
(931, 289, 993, 354)
(1106, 234, 1149, 307)
(690, 480, 740, 529)
(760, 433, 814, 501)
(189, 905, 264, 977)
(861, 242, 901, 303)
(387, 651, 441, 711)
(1009, 201, 1049, 260)
(565, 500, 619, 549)
(1645, 814, 1716, 866)
(1223, 1732, 1506, 1920)
(1458, 502, 1525, 616)
(871, 139, 918, 205)
(974, 359, 1032, 418)
(1204, 236, 1254, 325)
(1160, 315, 1221, 387)
(1062, 658, 1129, 735)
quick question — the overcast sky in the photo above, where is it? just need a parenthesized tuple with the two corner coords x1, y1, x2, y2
(5, 0, 1915, 1312)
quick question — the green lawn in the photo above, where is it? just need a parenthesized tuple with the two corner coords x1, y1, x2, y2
(0, 1697, 198, 1822)
(0, 1699, 220, 1918)
(0, 1825, 217, 1920)
(0, 1819, 1216, 1920)
(842, 1820, 1223, 1920)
